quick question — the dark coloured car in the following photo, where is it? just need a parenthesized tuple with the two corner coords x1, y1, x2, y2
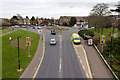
(33, 27, 35, 29)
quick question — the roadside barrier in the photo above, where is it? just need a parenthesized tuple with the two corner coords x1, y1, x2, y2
(93, 44, 119, 80)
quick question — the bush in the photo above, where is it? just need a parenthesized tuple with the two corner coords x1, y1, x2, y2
(103, 37, 120, 78)
(78, 29, 94, 39)
(93, 36, 100, 45)
(63, 22, 68, 26)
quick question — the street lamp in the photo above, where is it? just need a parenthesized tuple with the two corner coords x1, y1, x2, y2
(17, 36, 22, 71)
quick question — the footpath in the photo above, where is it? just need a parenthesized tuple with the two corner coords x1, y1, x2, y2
(113, 33, 118, 38)
(80, 36, 114, 78)
(20, 34, 43, 78)
(0, 30, 17, 36)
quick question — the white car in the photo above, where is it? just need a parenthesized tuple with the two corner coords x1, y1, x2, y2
(50, 39, 56, 45)
(37, 26, 41, 29)
(12, 25, 20, 28)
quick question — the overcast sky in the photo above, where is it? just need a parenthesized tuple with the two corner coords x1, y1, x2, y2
(0, 0, 119, 19)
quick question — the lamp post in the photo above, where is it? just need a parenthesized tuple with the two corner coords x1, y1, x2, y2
(17, 36, 22, 71)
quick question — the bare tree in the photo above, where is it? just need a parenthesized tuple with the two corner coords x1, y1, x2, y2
(89, 3, 111, 34)
(91, 3, 111, 16)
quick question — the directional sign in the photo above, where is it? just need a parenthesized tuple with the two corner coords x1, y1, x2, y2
(100, 35, 105, 44)
(26, 37, 31, 46)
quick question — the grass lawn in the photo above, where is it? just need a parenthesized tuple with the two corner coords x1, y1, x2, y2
(0, 36, 2, 80)
(0, 28, 14, 35)
(117, 33, 120, 37)
(2, 30, 40, 78)
(89, 28, 118, 41)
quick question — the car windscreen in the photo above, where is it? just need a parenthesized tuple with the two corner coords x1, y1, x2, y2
(51, 40, 55, 42)
(74, 38, 80, 40)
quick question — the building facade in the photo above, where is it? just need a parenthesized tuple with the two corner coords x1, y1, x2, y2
(55, 16, 88, 26)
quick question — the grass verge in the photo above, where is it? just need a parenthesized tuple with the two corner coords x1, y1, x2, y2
(89, 28, 118, 40)
(2, 30, 40, 78)
(0, 36, 2, 80)
(0, 28, 14, 35)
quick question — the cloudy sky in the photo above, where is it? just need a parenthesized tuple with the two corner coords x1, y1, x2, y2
(0, 0, 119, 19)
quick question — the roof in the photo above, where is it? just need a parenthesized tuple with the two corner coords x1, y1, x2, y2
(72, 33, 79, 37)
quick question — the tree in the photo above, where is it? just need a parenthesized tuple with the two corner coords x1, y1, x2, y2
(103, 16, 112, 28)
(89, 3, 111, 34)
(63, 22, 68, 26)
(30, 16, 35, 25)
(43, 20, 48, 24)
(111, 1, 120, 31)
(10, 16, 19, 25)
(69, 17, 77, 26)
(91, 3, 111, 16)
(26, 16, 29, 19)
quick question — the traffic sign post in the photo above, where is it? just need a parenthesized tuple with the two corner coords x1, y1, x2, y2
(100, 35, 105, 44)
(26, 37, 31, 57)
(100, 35, 106, 53)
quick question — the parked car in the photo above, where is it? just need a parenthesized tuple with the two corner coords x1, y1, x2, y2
(21, 26, 27, 28)
(50, 39, 56, 45)
(11, 25, 20, 28)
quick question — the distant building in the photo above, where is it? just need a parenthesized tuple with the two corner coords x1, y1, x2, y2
(0, 18, 10, 26)
(37, 18, 54, 26)
(23, 18, 30, 25)
(55, 16, 88, 26)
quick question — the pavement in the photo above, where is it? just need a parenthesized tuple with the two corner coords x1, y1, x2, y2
(80, 36, 113, 78)
(0, 30, 18, 36)
(113, 33, 118, 38)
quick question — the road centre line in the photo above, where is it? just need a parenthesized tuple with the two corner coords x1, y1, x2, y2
(32, 34, 45, 80)
(59, 35, 62, 73)
(59, 58, 62, 72)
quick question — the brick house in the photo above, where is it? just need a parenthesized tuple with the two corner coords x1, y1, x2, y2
(0, 18, 10, 26)
(56, 16, 88, 26)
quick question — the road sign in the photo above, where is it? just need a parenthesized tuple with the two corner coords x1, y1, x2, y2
(88, 39, 93, 46)
(100, 35, 105, 44)
(26, 37, 31, 46)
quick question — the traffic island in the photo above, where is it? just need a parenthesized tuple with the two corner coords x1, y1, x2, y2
(2, 30, 40, 78)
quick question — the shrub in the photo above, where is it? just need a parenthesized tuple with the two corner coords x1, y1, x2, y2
(93, 36, 100, 45)
(78, 29, 94, 39)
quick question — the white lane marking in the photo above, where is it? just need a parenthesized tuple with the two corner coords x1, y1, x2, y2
(59, 58, 62, 72)
(59, 35, 62, 73)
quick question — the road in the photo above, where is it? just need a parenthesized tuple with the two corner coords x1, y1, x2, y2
(34, 28, 87, 78)
(21, 27, 113, 79)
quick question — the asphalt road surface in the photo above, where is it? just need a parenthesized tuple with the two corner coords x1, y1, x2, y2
(35, 28, 87, 78)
